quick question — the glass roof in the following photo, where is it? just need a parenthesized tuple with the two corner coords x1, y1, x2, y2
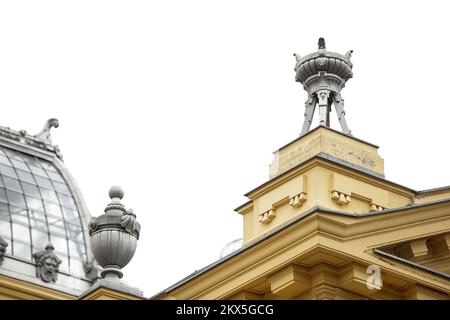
(0, 145, 87, 277)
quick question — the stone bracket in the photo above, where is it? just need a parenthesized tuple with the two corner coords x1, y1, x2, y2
(409, 239, 429, 257)
(331, 190, 352, 205)
(258, 209, 276, 224)
(330, 173, 389, 212)
(369, 203, 386, 212)
(289, 192, 307, 208)
(267, 265, 311, 298)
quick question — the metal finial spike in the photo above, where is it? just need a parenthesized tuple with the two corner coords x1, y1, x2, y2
(318, 37, 326, 49)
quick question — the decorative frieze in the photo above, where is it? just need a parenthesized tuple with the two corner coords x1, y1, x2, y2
(0, 118, 63, 160)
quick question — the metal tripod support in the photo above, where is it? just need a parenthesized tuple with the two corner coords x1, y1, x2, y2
(301, 89, 351, 135)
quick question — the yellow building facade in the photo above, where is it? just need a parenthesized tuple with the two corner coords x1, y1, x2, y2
(153, 126, 450, 300)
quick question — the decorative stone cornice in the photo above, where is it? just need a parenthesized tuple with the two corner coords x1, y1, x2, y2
(0, 118, 62, 160)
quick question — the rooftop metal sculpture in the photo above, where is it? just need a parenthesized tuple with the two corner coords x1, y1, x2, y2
(294, 38, 353, 135)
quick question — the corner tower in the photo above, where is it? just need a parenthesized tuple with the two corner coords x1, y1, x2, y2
(236, 39, 412, 245)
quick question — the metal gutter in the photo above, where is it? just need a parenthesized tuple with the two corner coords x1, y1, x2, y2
(373, 249, 450, 281)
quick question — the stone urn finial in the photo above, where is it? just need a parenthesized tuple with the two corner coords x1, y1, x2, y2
(88, 186, 141, 279)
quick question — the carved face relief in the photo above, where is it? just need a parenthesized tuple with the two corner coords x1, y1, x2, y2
(40, 256, 60, 282)
(0, 237, 8, 265)
(33, 244, 62, 283)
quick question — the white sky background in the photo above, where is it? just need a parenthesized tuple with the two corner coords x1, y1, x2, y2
(1, 1, 450, 297)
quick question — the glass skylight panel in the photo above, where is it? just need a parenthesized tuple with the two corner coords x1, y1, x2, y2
(39, 159, 58, 172)
(26, 196, 45, 212)
(10, 211, 29, 225)
(29, 166, 48, 178)
(4, 149, 23, 162)
(47, 170, 64, 183)
(58, 194, 75, 208)
(44, 202, 64, 218)
(0, 188, 7, 204)
(66, 223, 84, 242)
(0, 163, 18, 178)
(16, 170, 36, 184)
(0, 145, 88, 278)
(62, 207, 78, 221)
(13, 241, 31, 260)
(12, 223, 30, 243)
(68, 239, 86, 259)
(10, 159, 29, 171)
(59, 255, 69, 273)
(39, 188, 59, 204)
(0, 203, 9, 219)
(0, 155, 10, 165)
(48, 221, 66, 236)
(6, 190, 26, 208)
(21, 182, 40, 197)
(0, 219, 11, 238)
(35, 176, 53, 189)
(53, 181, 71, 195)
(50, 234, 68, 254)
(3, 176, 22, 192)
(31, 229, 49, 249)
(70, 258, 85, 276)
